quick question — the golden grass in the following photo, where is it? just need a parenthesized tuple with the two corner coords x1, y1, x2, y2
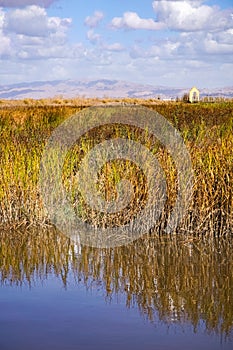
(0, 100, 232, 236)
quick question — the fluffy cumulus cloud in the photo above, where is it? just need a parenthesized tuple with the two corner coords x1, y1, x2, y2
(0, 0, 56, 7)
(110, 1, 232, 33)
(84, 11, 104, 28)
(0, 5, 73, 60)
(110, 1, 233, 62)
(130, 30, 233, 62)
(4, 6, 71, 37)
(203, 32, 233, 55)
(111, 12, 165, 30)
(152, 0, 233, 32)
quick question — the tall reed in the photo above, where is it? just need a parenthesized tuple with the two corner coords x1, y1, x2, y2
(0, 101, 232, 236)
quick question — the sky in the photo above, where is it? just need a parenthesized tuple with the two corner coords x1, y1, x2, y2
(0, 0, 232, 88)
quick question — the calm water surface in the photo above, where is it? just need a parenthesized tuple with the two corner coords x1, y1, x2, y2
(0, 230, 232, 350)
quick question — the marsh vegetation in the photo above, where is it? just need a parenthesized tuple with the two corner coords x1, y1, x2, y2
(0, 100, 232, 236)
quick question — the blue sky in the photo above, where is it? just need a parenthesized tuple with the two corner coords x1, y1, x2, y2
(0, 0, 232, 87)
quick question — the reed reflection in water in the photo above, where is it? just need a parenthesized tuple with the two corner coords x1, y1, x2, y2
(0, 229, 232, 341)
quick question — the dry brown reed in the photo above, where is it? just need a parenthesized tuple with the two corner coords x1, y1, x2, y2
(0, 100, 232, 237)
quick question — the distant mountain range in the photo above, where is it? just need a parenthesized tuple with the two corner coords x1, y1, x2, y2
(0, 79, 232, 100)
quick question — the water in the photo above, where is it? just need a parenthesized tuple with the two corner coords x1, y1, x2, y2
(0, 230, 232, 350)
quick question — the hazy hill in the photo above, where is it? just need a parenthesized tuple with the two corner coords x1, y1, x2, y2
(0, 79, 232, 100)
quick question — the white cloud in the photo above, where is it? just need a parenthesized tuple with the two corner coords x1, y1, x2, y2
(0, 31, 11, 57)
(129, 24, 233, 64)
(205, 40, 233, 54)
(104, 43, 124, 51)
(86, 30, 125, 53)
(111, 12, 165, 30)
(129, 40, 181, 60)
(0, 5, 75, 60)
(0, 9, 11, 57)
(84, 11, 104, 28)
(203, 33, 233, 54)
(110, 2, 233, 33)
(5, 6, 71, 37)
(0, 8, 5, 28)
(174, 29, 233, 58)
(215, 29, 233, 45)
(86, 29, 101, 44)
(152, 0, 233, 32)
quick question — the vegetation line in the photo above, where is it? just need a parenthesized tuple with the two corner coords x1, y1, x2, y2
(0, 100, 232, 236)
